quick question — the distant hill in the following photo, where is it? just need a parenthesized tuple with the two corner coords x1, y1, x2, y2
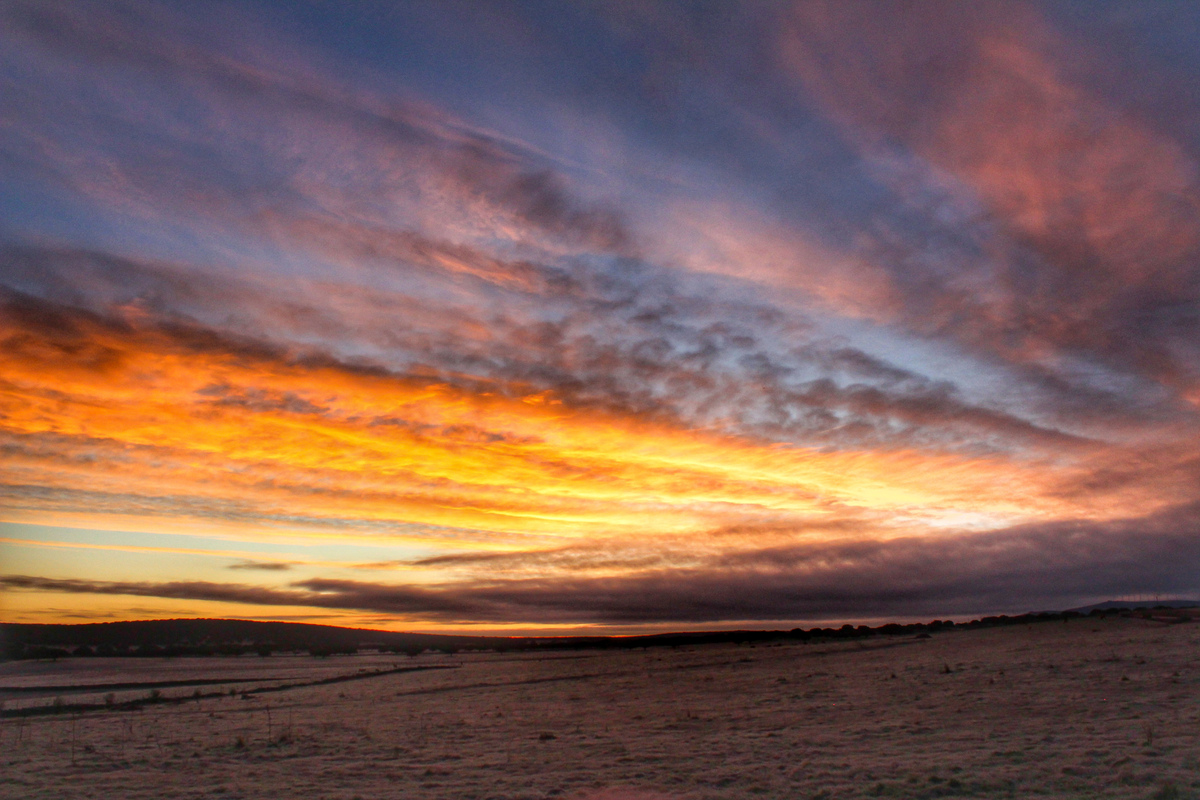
(1065, 599, 1200, 614)
(0, 605, 1176, 661)
(0, 618, 508, 658)
(0, 616, 958, 660)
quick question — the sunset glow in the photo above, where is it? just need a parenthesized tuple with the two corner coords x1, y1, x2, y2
(3, 1, 1200, 631)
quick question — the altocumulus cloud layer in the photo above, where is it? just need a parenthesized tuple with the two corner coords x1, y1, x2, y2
(2, 0, 1200, 629)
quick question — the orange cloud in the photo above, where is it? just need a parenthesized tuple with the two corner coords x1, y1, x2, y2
(0, 291, 1111, 558)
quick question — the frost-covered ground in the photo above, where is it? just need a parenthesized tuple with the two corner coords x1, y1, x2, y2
(2, 615, 1198, 799)
(0, 653, 415, 710)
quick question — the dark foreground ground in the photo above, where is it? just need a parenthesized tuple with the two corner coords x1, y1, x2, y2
(1, 614, 1198, 799)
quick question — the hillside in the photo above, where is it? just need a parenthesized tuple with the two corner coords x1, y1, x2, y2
(0, 618, 502, 658)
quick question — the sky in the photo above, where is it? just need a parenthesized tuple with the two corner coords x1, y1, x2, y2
(2, 0, 1200, 633)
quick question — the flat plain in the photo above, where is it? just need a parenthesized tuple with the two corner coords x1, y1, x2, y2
(2, 615, 1198, 799)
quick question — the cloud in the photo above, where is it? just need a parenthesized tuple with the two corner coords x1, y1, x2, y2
(1, 0, 636, 261)
(3, 1, 1200, 627)
(4, 254, 1194, 573)
(6, 0, 1175, 455)
(778, 0, 1200, 403)
(7, 501, 1199, 624)
(227, 560, 292, 571)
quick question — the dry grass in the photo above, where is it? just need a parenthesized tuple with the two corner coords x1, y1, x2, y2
(2, 615, 1199, 799)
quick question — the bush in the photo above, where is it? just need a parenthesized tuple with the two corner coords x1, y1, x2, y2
(26, 646, 71, 661)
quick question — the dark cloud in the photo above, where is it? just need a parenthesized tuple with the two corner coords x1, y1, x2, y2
(408, 543, 687, 574)
(7, 503, 1199, 623)
(0, 574, 319, 609)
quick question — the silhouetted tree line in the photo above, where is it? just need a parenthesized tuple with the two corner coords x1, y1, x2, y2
(305, 644, 358, 657)
(0, 641, 282, 660)
(0, 606, 1166, 661)
(0, 618, 499, 661)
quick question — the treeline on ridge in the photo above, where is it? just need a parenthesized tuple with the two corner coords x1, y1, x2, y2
(2, 607, 1166, 662)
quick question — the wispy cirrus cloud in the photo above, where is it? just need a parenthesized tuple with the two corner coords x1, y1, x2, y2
(779, 1, 1200, 399)
(6, 499, 1199, 623)
(226, 560, 293, 572)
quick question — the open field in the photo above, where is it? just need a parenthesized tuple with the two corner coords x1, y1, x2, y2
(2, 615, 1199, 799)
(0, 653, 428, 711)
